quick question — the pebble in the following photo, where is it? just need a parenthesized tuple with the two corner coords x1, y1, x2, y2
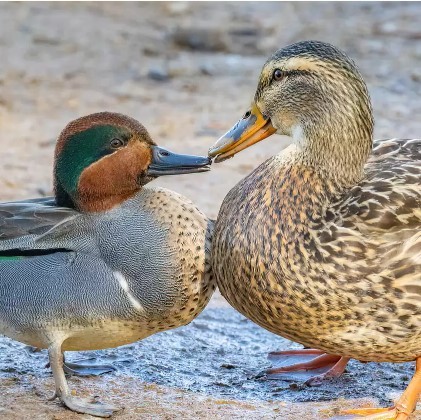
(147, 67, 170, 82)
(172, 28, 227, 52)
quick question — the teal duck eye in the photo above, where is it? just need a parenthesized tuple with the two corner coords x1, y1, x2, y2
(110, 138, 125, 149)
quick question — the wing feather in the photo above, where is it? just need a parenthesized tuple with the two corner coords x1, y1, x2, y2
(0, 197, 81, 252)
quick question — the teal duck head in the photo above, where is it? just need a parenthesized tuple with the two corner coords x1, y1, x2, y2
(54, 112, 211, 212)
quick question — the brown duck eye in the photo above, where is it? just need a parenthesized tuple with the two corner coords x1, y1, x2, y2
(110, 138, 124, 148)
(273, 69, 284, 81)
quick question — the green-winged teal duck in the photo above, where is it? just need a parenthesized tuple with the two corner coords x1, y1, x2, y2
(0, 112, 215, 417)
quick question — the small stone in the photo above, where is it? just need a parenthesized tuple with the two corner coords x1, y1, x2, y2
(172, 28, 227, 52)
(147, 68, 169, 82)
(199, 64, 213, 76)
(36, 187, 51, 197)
(220, 363, 236, 369)
(143, 45, 160, 57)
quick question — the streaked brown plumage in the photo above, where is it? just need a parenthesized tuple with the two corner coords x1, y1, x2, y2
(209, 41, 420, 419)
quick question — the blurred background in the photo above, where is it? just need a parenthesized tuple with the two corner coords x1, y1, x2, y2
(0, 2, 420, 419)
(1, 2, 421, 218)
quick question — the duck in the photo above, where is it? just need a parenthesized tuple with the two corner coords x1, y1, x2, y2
(208, 41, 420, 419)
(0, 112, 215, 417)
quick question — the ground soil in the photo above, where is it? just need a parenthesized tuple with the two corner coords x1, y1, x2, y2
(0, 2, 420, 419)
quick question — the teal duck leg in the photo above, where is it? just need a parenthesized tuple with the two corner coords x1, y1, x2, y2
(48, 344, 120, 418)
(263, 349, 350, 386)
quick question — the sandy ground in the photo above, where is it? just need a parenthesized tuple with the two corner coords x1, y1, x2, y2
(0, 2, 420, 419)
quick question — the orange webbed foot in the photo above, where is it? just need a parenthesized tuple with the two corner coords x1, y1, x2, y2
(343, 407, 408, 419)
(342, 357, 421, 420)
(261, 348, 350, 386)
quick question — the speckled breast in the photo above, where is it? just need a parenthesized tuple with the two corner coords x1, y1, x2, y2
(211, 157, 320, 343)
(212, 157, 421, 362)
(127, 187, 216, 331)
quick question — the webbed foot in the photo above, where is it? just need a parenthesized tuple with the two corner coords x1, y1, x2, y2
(343, 407, 409, 419)
(60, 394, 120, 418)
(342, 357, 421, 420)
(260, 348, 350, 386)
(63, 358, 116, 377)
(46, 354, 116, 377)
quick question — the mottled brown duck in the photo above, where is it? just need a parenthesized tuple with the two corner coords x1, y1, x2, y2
(209, 41, 420, 419)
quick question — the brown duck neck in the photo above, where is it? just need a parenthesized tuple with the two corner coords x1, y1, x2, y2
(295, 120, 373, 190)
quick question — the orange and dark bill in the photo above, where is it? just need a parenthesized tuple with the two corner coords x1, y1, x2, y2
(208, 103, 276, 162)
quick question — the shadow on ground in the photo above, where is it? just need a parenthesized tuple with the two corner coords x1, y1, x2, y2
(0, 299, 416, 419)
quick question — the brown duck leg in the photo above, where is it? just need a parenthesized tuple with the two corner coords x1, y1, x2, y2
(264, 348, 350, 386)
(48, 343, 120, 417)
(343, 357, 421, 419)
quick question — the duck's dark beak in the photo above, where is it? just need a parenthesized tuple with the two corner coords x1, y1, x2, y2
(208, 103, 276, 163)
(147, 146, 211, 176)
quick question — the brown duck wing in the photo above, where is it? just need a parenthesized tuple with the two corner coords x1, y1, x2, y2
(323, 138, 420, 295)
(332, 138, 420, 234)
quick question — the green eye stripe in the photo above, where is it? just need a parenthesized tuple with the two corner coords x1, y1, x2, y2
(55, 125, 130, 196)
